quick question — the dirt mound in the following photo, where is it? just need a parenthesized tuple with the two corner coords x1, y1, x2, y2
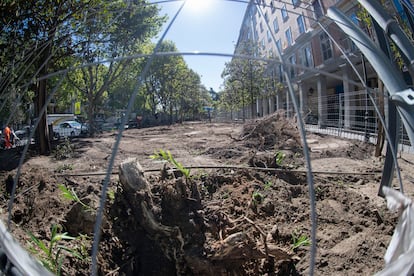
(0, 121, 409, 275)
(241, 111, 302, 152)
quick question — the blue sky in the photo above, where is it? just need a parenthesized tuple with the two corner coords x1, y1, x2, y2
(151, 0, 248, 92)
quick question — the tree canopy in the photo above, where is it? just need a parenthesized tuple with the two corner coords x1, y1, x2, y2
(0, 0, 214, 152)
(220, 41, 272, 120)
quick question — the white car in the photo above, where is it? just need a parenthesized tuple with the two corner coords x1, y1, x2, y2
(53, 120, 82, 139)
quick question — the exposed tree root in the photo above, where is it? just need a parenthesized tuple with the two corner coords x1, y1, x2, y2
(118, 158, 294, 275)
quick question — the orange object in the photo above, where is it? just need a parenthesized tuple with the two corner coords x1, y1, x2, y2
(4, 126, 11, 149)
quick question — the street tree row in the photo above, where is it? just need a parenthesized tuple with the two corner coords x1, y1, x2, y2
(0, 0, 212, 154)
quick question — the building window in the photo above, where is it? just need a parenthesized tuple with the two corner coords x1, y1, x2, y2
(304, 45, 314, 67)
(260, 22, 264, 33)
(281, 4, 288, 22)
(273, 18, 279, 33)
(320, 32, 333, 60)
(299, 45, 314, 73)
(292, 0, 300, 7)
(297, 15, 306, 34)
(285, 27, 293, 46)
(271, 1, 276, 13)
(265, 12, 269, 23)
(276, 39, 282, 53)
(312, 0, 323, 19)
(261, 38, 265, 50)
(267, 30, 272, 42)
(288, 55, 296, 78)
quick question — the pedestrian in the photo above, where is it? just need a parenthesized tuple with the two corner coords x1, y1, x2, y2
(4, 124, 11, 149)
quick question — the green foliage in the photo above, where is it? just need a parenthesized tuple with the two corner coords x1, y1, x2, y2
(291, 230, 311, 251)
(220, 40, 271, 117)
(252, 190, 264, 204)
(275, 151, 286, 166)
(0, 0, 166, 138)
(144, 41, 206, 122)
(264, 181, 273, 190)
(107, 189, 116, 203)
(150, 149, 190, 179)
(57, 184, 90, 211)
(28, 224, 83, 275)
(74, 234, 91, 262)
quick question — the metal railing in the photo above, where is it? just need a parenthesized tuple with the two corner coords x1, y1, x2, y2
(216, 88, 413, 152)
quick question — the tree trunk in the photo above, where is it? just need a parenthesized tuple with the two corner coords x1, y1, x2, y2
(35, 40, 53, 155)
(35, 78, 51, 155)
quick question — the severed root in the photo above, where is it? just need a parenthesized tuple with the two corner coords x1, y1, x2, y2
(119, 158, 295, 275)
(119, 158, 186, 272)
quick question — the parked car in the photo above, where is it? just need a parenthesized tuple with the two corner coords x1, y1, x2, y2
(53, 120, 82, 139)
(14, 126, 35, 146)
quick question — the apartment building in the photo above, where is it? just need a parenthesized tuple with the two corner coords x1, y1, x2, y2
(234, 0, 389, 133)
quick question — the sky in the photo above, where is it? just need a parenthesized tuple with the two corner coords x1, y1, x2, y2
(150, 0, 248, 92)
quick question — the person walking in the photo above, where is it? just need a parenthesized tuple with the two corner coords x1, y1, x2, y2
(4, 125, 11, 149)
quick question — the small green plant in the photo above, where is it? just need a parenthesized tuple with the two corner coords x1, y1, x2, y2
(58, 184, 90, 210)
(275, 151, 286, 166)
(28, 224, 83, 275)
(75, 234, 91, 261)
(107, 189, 116, 203)
(291, 230, 311, 251)
(252, 190, 264, 204)
(264, 181, 273, 190)
(150, 149, 190, 179)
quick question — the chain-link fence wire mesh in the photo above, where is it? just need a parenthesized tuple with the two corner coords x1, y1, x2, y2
(1, 0, 414, 275)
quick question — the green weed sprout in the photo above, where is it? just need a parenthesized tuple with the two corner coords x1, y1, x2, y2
(150, 149, 190, 178)
(252, 190, 264, 204)
(28, 224, 82, 275)
(58, 184, 90, 210)
(275, 151, 286, 166)
(107, 189, 116, 203)
(291, 230, 311, 251)
(264, 181, 273, 190)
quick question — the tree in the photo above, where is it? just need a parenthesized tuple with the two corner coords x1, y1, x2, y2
(143, 41, 205, 124)
(221, 56, 267, 120)
(174, 68, 205, 122)
(0, 0, 165, 152)
(65, 2, 165, 135)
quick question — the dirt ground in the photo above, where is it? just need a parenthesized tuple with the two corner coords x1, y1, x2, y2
(0, 112, 413, 275)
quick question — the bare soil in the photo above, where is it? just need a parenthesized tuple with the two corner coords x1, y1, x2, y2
(1, 112, 413, 275)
